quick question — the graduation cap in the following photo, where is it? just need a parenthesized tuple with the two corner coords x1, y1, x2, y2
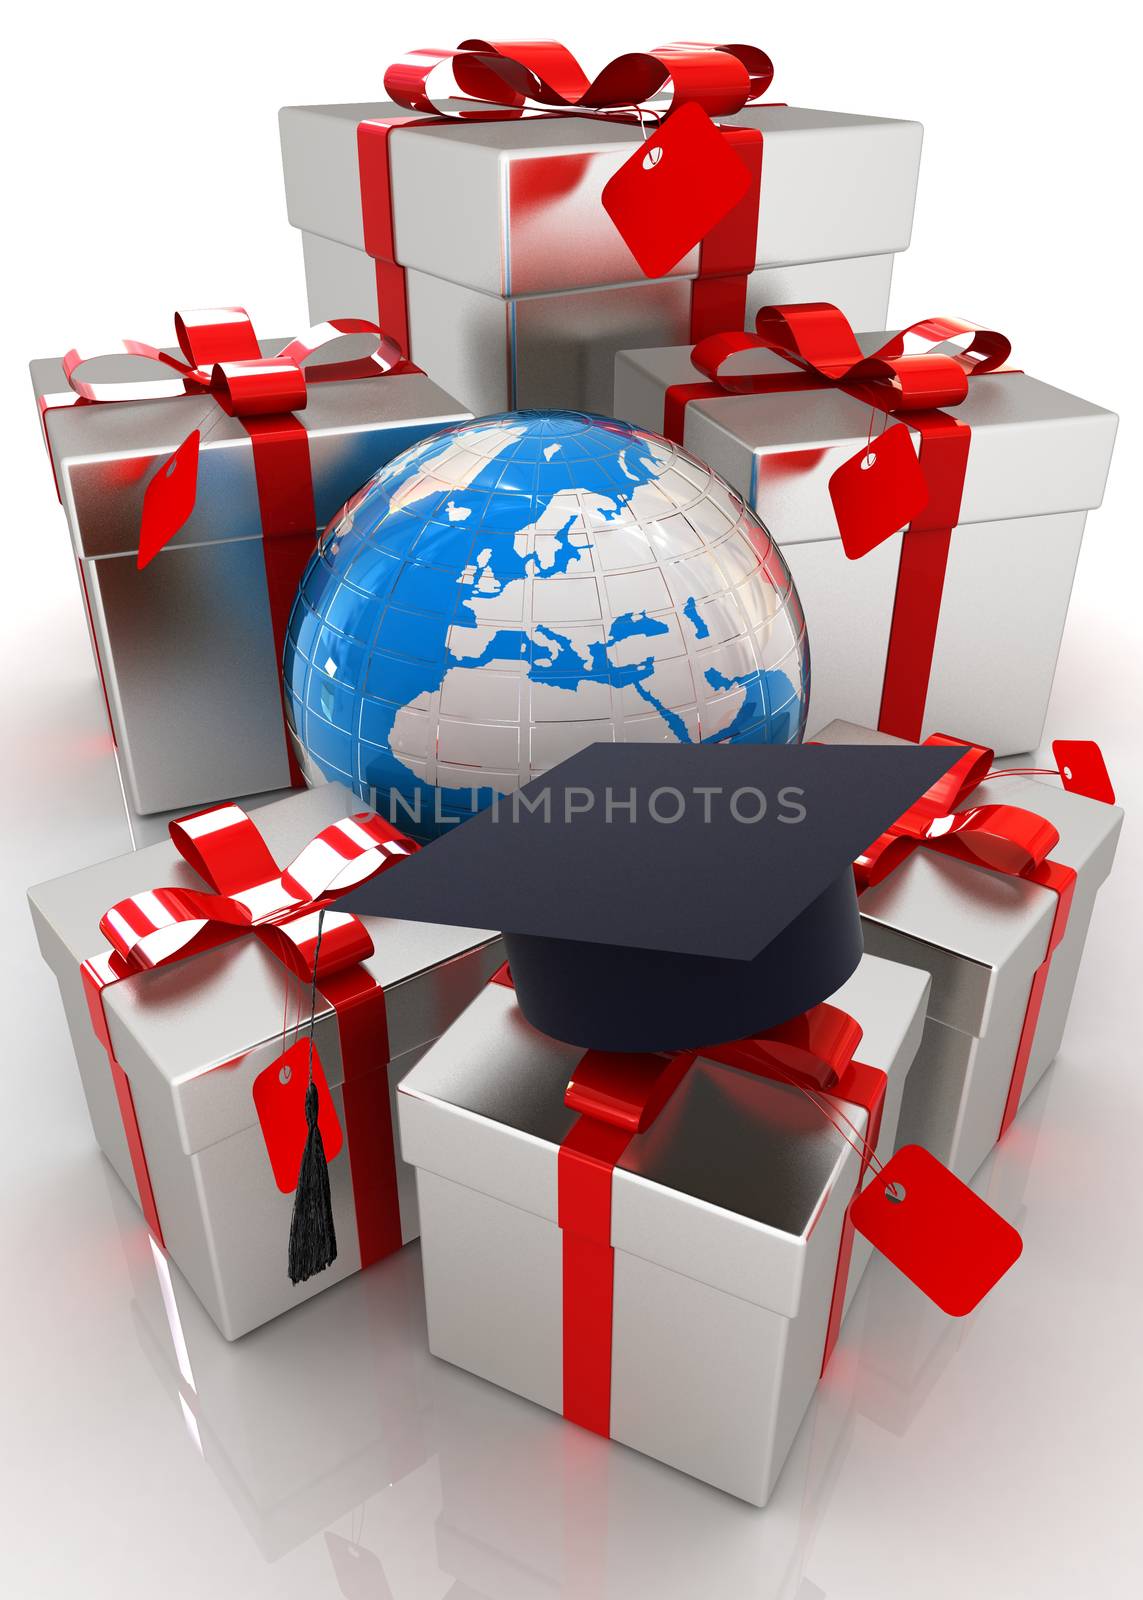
(342, 741, 966, 1052)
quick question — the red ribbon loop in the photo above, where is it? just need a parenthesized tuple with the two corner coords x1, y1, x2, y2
(565, 1049, 698, 1133)
(384, 39, 773, 120)
(692, 302, 1011, 415)
(855, 734, 1062, 891)
(701, 1002, 864, 1091)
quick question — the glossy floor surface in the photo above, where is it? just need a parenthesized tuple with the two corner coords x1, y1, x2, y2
(6, 515, 1142, 1598)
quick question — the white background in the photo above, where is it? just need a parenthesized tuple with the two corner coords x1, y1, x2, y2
(3, 4, 1141, 1597)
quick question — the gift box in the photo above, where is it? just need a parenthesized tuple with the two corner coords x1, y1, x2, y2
(613, 307, 1118, 755)
(31, 309, 471, 814)
(397, 953, 930, 1506)
(27, 781, 501, 1339)
(279, 42, 921, 416)
(815, 721, 1123, 1180)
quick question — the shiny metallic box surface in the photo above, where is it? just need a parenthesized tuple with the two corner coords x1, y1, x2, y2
(816, 721, 1123, 1179)
(614, 340, 1119, 755)
(398, 953, 929, 1506)
(28, 782, 502, 1339)
(30, 349, 471, 814)
(280, 100, 922, 414)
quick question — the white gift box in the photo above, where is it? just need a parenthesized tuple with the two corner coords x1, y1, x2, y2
(28, 782, 501, 1339)
(398, 953, 929, 1506)
(31, 342, 470, 814)
(816, 721, 1123, 1180)
(613, 337, 1117, 755)
(280, 100, 921, 416)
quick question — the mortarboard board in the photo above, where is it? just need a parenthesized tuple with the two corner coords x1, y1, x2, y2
(342, 741, 966, 1052)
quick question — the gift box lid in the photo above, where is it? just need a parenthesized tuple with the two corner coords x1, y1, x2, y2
(280, 99, 922, 298)
(398, 952, 929, 1321)
(27, 783, 498, 1158)
(814, 721, 1124, 1037)
(30, 347, 470, 559)
(613, 339, 1118, 540)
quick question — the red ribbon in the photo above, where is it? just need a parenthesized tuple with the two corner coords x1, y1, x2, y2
(855, 732, 1077, 1143)
(80, 801, 417, 1264)
(356, 40, 775, 368)
(41, 309, 419, 784)
(663, 303, 1014, 742)
(384, 40, 773, 118)
(546, 991, 883, 1438)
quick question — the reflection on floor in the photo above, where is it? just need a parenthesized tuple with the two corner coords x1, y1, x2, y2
(104, 1065, 1052, 1600)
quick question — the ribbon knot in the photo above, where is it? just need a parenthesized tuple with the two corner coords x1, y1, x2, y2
(855, 733, 1061, 891)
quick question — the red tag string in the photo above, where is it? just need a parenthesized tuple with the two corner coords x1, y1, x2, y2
(302, 909, 327, 1090)
(863, 405, 878, 466)
(281, 963, 301, 1058)
(631, 101, 664, 139)
(751, 1056, 887, 1179)
(985, 746, 1114, 801)
(276, 906, 329, 1092)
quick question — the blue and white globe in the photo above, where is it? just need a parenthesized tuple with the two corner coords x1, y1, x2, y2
(284, 412, 809, 840)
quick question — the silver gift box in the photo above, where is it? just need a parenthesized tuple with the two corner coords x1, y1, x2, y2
(815, 720, 1123, 1180)
(398, 952, 930, 1506)
(614, 339, 1118, 756)
(27, 781, 501, 1339)
(280, 100, 922, 416)
(30, 347, 470, 814)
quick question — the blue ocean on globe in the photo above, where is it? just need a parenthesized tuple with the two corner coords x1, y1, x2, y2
(284, 412, 809, 840)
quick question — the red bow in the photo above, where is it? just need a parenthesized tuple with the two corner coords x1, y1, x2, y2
(855, 733, 1061, 891)
(54, 306, 413, 417)
(384, 39, 774, 121)
(87, 800, 417, 994)
(691, 302, 1011, 416)
(80, 800, 418, 1254)
(42, 307, 418, 565)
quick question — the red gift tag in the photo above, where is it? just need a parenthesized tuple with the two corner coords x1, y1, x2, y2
(1052, 740, 1115, 803)
(252, 1038, 343, 1193)
(850, 1144, 1022, 1316)
(601, 101, 754, 279)
(138, 429, 200, 568)
(828, 423, 930, 560)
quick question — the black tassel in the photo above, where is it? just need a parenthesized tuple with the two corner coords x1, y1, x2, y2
(288, 1076, 338, 1285)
